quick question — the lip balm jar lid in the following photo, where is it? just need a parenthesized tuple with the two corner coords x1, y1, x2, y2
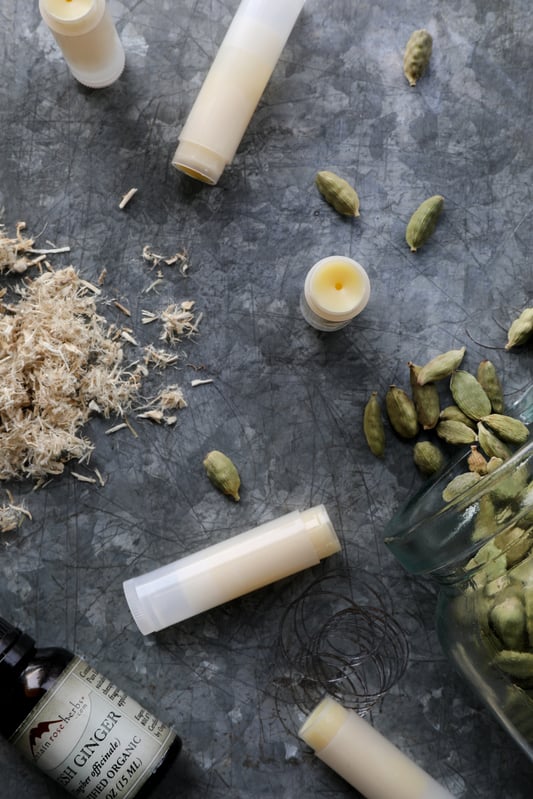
(304, 256, 371, 322)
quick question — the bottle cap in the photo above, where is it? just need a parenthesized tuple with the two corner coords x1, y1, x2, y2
(0, 617, 34, 668)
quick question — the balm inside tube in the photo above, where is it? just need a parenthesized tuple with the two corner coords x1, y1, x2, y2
(299, 696, 455, 799)
(123, 505, 340, 635)
(172, 0, 306, 184)
(39, 0, 125, 88)
(300, 256, 371, 332)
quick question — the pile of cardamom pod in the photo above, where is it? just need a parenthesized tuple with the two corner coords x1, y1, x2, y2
(363, 303, 533, 477)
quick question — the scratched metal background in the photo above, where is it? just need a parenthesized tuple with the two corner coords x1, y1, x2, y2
(1, 0, 533, 796)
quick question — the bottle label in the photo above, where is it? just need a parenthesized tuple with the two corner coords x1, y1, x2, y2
(9, 656, 177, 798)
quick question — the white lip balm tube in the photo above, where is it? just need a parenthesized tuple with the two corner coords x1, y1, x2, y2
(299, 697, 455, 799)
(124, 505, 340, 635)
(172, 0, 306, 185)
(39, 0, 125, 88)
(300, 256, 371, 332)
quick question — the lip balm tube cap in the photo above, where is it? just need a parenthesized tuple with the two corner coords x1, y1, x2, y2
(123, 505, 340, 635)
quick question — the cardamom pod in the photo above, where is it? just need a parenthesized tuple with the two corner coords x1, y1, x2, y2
(477, 359, 504, 413)
(403, 29, 433, 87)
(413, 440, 444, 476)
(405, 194, 444, 252)
(481, 413, 530, 445)
(494, 527, 531, 569)
(408, 362, 440, 429)
(436, 419, 477, 445)
(490, 464, 529, 504)
(385, 385, 419, 438)
(440, 404, 477, 430)
(450, 370, 492, 420)
(467, 444, 488, 475)
(315, 170, 360, 217)
(363, 392, 386, 457)
(490, 596, 527, 651)
(477, 422, 512, 461)
(492, 650, 533, 680)
(442, 471, 482, 502)
(505, 308, 533, 350)
(417, 346, 466, 385)
(472, 493, 496, 541)
(203, 450, 241, 501)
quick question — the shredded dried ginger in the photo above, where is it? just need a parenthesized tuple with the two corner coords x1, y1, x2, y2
(0, 266, 144, 481)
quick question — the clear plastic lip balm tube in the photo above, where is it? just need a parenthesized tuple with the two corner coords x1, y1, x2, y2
(39, 0, 125, 89)
(123, 505, 340, 635)
(300, 256, 371, 332)
(172, 0, 307, 185)
(299, 696, 455, 799)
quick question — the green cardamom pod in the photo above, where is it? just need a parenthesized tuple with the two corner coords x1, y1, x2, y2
(408, 362, 440, 429)
(494, 527, 531, 569)
(405, 194, 444, 252)
(490, 464, 529, 505)
(385, 385, 419, 438)
(417, 346, 465, 385)
(413, 440, 444, 476)
(363, 392, 386, 457)
(440, 405, 477, 430)
(486, 456, 504, 473)
(450, 370, 492, 420)
(203, 450, 241, 501)
(315, 170, 360, 217)
(441, 471, 482, 502)
(481, 413, 529, 445)
(403, 29, 433, 87)
(477, 359, 504, 413)
(436, 419, 477, 445)
(492, 650, 533, 680)
(477, 422, 512, 461)
(489, 596, 527, 651)
(472, 493, 496, 541)
(505, 308, 533, 350)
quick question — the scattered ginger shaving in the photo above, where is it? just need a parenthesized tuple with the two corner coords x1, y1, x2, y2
(160, 301, 202, 343)
(0, 266, 142, 480)
(142, 245, 188, 274)
(0, 500, 32, 532)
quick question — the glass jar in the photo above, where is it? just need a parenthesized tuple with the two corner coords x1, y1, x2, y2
(384, 386, 533, 762)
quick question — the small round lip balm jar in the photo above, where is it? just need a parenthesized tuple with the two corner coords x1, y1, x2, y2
(300, 255, 371, 332)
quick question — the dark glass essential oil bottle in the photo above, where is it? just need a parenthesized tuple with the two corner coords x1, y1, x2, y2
(0, 617, 182, 797)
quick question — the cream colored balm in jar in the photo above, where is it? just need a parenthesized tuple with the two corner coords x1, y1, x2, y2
(39, 0, 125, 88)
(300, 256, 371, 332)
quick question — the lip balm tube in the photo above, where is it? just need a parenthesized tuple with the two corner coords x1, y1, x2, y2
(39, 0, 125, 88)
(300, 256, 371, 332)
(123, 505, 340, 635)
(299, 697, 455, 799)
(172, 0, 306, 185)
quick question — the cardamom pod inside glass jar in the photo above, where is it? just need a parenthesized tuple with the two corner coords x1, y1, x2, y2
(384, 386, 533, 762)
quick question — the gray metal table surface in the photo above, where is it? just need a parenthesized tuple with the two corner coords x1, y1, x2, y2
(1, 0, 533, 797)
